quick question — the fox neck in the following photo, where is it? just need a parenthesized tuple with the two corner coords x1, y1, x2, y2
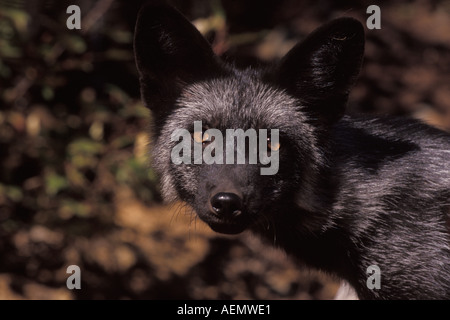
(250, 204, 368, 298)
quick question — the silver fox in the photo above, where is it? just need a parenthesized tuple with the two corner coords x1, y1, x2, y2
(134, 3, 450, 299)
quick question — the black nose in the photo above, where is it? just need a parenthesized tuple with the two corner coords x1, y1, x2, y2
(210, 192, 243, 218)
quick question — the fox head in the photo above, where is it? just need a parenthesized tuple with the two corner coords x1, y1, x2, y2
(134, 2, 364, 234)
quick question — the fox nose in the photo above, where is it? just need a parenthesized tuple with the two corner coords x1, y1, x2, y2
(209, 192, 243, 218)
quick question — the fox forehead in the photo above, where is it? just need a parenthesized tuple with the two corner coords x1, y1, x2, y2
(175, 74, 309, 130)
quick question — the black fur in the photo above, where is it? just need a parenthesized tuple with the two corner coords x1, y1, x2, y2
(134, 3, 450, 299)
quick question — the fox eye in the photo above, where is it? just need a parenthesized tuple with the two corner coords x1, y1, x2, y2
(193, 131, 203, 143)
(267, 137, 281, 151)
(193, 130, 212, 144)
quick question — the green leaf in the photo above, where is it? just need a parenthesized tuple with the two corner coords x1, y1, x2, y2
(0, 184, 23, 202)
(67, 138, 105, 169)
(59, 199, 91, 218)
(68, 138, 104, 156)
(45, 172, 69, 196)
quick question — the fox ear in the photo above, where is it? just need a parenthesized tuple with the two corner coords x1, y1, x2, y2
(277, 18, 364, 125)
(134, 2, 223, 116)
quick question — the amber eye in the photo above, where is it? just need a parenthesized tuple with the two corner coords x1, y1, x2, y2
(193, 131, 203, 143)
(193, 130, 211, 144)
(267, 137, 280, 151)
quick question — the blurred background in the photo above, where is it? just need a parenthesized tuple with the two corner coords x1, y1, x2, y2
(0, 0, 449, 299)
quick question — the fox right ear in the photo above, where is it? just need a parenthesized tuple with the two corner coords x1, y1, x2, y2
(134, 2, 223, 116)
(276, 18, 365, 125)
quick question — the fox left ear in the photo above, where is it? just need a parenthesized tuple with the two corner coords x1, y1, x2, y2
(134, 2, 224, 119)
(276, 18, 365, 125)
